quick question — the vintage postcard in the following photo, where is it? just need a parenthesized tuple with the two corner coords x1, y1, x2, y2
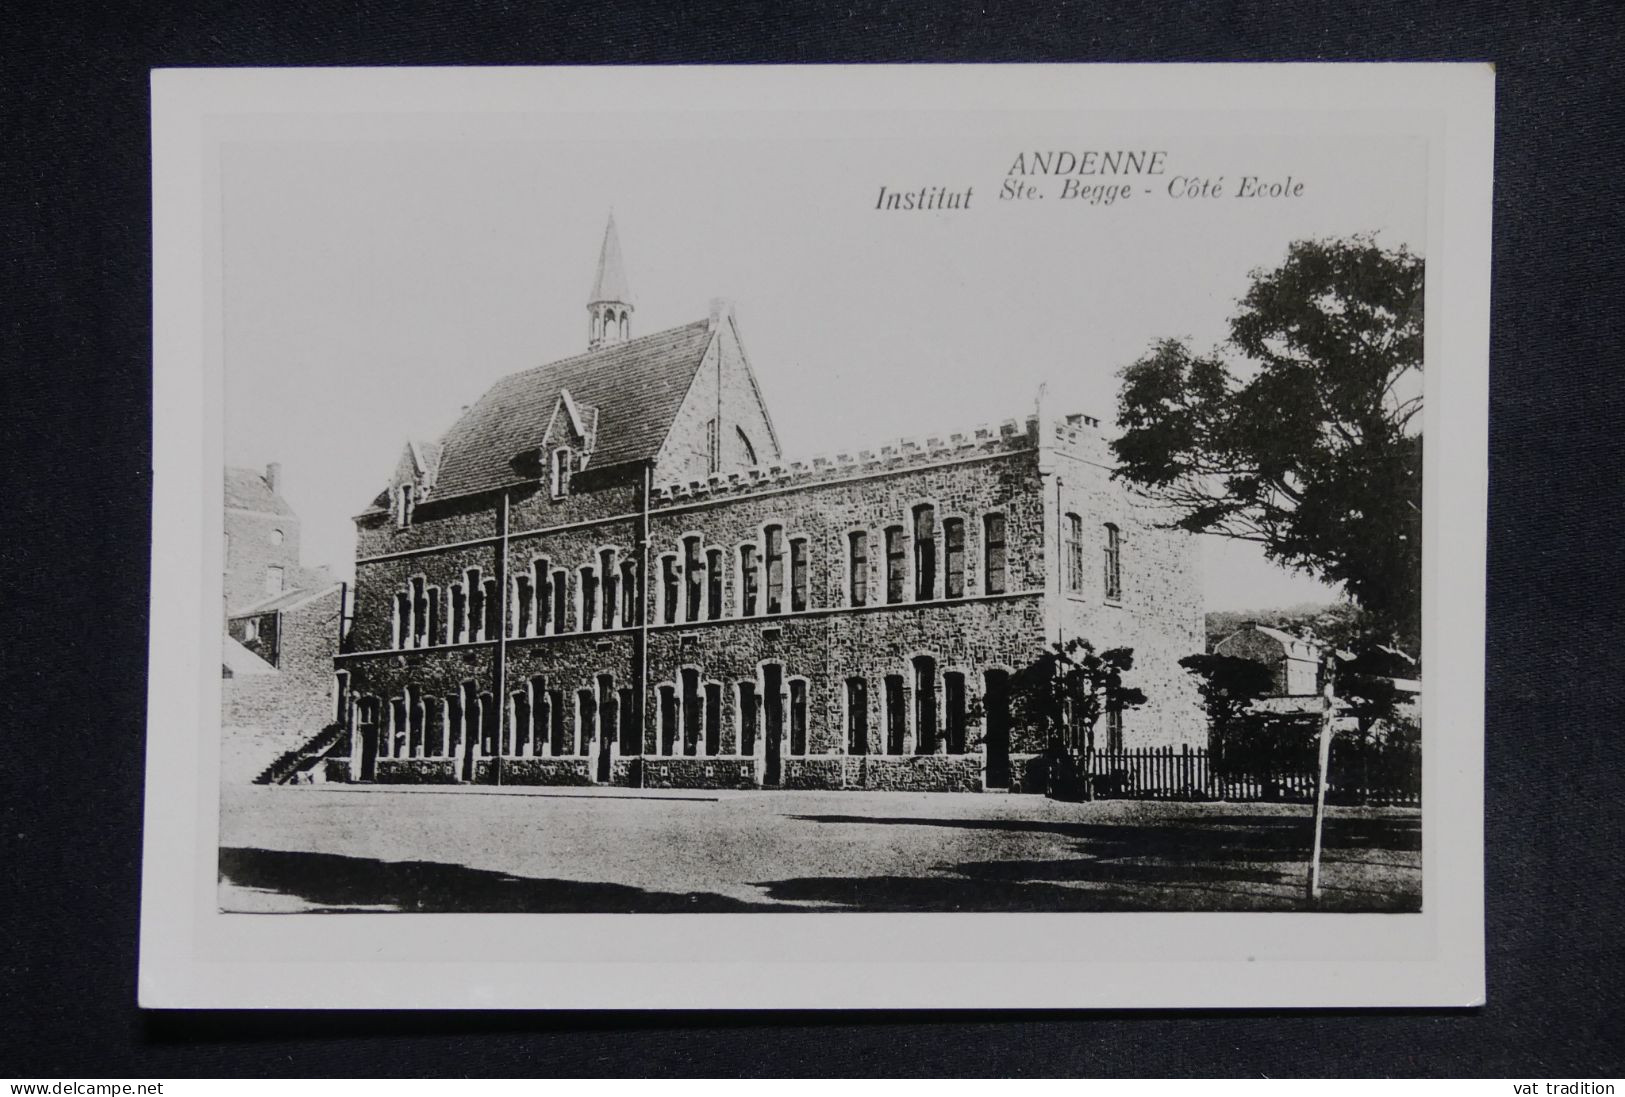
(142, 64, 1491, 1008)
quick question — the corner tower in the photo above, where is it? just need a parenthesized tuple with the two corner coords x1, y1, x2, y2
(587, 214, 633, 350)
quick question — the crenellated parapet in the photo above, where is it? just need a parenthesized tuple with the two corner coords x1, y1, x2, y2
(649, 414, 1056, 508)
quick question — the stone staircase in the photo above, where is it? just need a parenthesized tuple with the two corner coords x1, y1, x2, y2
(253, 723, 347, 785)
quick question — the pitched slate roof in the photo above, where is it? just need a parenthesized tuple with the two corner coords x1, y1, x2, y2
(424, 319, 714, 503)
(223, 635, 278, 677)
(230, 582, 343, 618)
(225, 467, 296, 516)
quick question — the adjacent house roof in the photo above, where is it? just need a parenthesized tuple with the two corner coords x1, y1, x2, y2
(418, 319, 715, 504)
(229, 581, 344, 619)
(225, 467, 296, 516)
(223, 635, 278, 677)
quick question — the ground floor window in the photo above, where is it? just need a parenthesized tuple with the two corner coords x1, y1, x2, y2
(789, 678, 808, 755)
(885, 675, 906, 755)
(944, 672, 967, 754)
(846, 677, 868, 755)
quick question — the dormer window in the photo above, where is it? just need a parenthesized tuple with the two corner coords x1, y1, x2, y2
(550, 447, 574, 498)
(396, 484, 415, 528)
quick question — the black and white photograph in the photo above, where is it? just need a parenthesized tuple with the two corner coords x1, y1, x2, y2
(141, 65, 1491, 1008)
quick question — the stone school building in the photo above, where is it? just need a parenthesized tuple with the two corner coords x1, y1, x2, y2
(332, 218, 1203, 792)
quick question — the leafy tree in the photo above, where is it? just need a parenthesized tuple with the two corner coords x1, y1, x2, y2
(1113, 236, 1423, 643)
(1004, 639, 1147, 800)
(1178, 652, 1276, 757)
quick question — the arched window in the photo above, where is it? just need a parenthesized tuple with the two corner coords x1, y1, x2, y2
(912, 504, 936, 600)
(1103, 523, 1122, 602)
(845, 677, 869, 755)
(658, 684, 679, 756)
(736, 426, 758, 466)
(913, 656, 938, 754)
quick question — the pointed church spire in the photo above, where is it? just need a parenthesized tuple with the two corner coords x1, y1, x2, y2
(587, 214, 633, 350)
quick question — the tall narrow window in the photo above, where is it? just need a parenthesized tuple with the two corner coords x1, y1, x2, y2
(684, 536, 703, 622)
(451, 583, 467, 643)
(846, 678, 869, 755)
(737, 681, 758, 756)
(550, 447, 573, 498)
(885, 675, 907, 755)
(394, 591, 411, 649)
(764, 525, 785, 614)
(548, 689, 567, 754)
(660, 555, 679, 624)
(789, 679, 808, 756)
(552, 569, 569, 633)
(618, 687, 638, 756)
(790, 538, 809, 613)
(482, 578, 499, 639)
(532, 559, 550, 634)
(577, 689, 597, 758)
(885, 526, 906, 604)
(1066, 513, 1084, 593)
(466, 570, 484, 641)
(983, 514, 1007, 595)
(580, 566, 598, 632)
(659, 684, 679, 755)
(681, 669, 702, 756)
(706, 548, 724, 620)
(479, 691, 497, 756)
(944, 672, 967, 754)
(601, 549, 617, 629)
(619, 559, 638, 626)
(943, 518, 965, 599)
(444, 693, 462, 757)
(396, 484, 414, 528)
(514, 575, 533, 638)
(704, 681, 722, 755)
(736, 426, 758, 466)
(739, 544, 760, 617)
(912, 504, 936, 600)
(599, 675, 618, 758)
(427, 586, 442, 645)
(1106, 707, 1125, 752)
(511, 690, 530, 756)
(705, 417, 720, 475)
(913, 656, 938, 754)
(408, 686, 425, 757)
(1103, 523, 1122, 602)
(265, 565, 285, 596)
(848, 531, 868, 607)
(411, 578, 428, 647)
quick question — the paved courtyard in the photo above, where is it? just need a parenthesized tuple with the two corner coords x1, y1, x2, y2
(218, 783, 1421, 914)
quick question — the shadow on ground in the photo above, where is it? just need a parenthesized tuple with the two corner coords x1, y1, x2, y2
(218, 847, 805, 913)
(761, 811, 1422, 913)
(221, 811, 1420, 914)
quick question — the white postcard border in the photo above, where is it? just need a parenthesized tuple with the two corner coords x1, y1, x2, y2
(142, 63, 1491, 1009)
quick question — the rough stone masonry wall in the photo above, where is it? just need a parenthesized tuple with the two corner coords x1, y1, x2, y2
(1050, 438, 1206, 748)
(639, 433, 1053, 785)
(222, 589, 342, 733)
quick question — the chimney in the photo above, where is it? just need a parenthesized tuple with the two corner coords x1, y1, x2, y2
(265, 462, 282, 494)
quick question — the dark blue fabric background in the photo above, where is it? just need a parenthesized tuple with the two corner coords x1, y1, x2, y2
(2, 0, 1621, 1078)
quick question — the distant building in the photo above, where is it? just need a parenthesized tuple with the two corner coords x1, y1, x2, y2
(222, 465, 346, 762)
(1213, 622, 1419, 722)
(224, 463, 332, 614)
(1213, 623, 1326, 696)
(332, 216, 1206, 792)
